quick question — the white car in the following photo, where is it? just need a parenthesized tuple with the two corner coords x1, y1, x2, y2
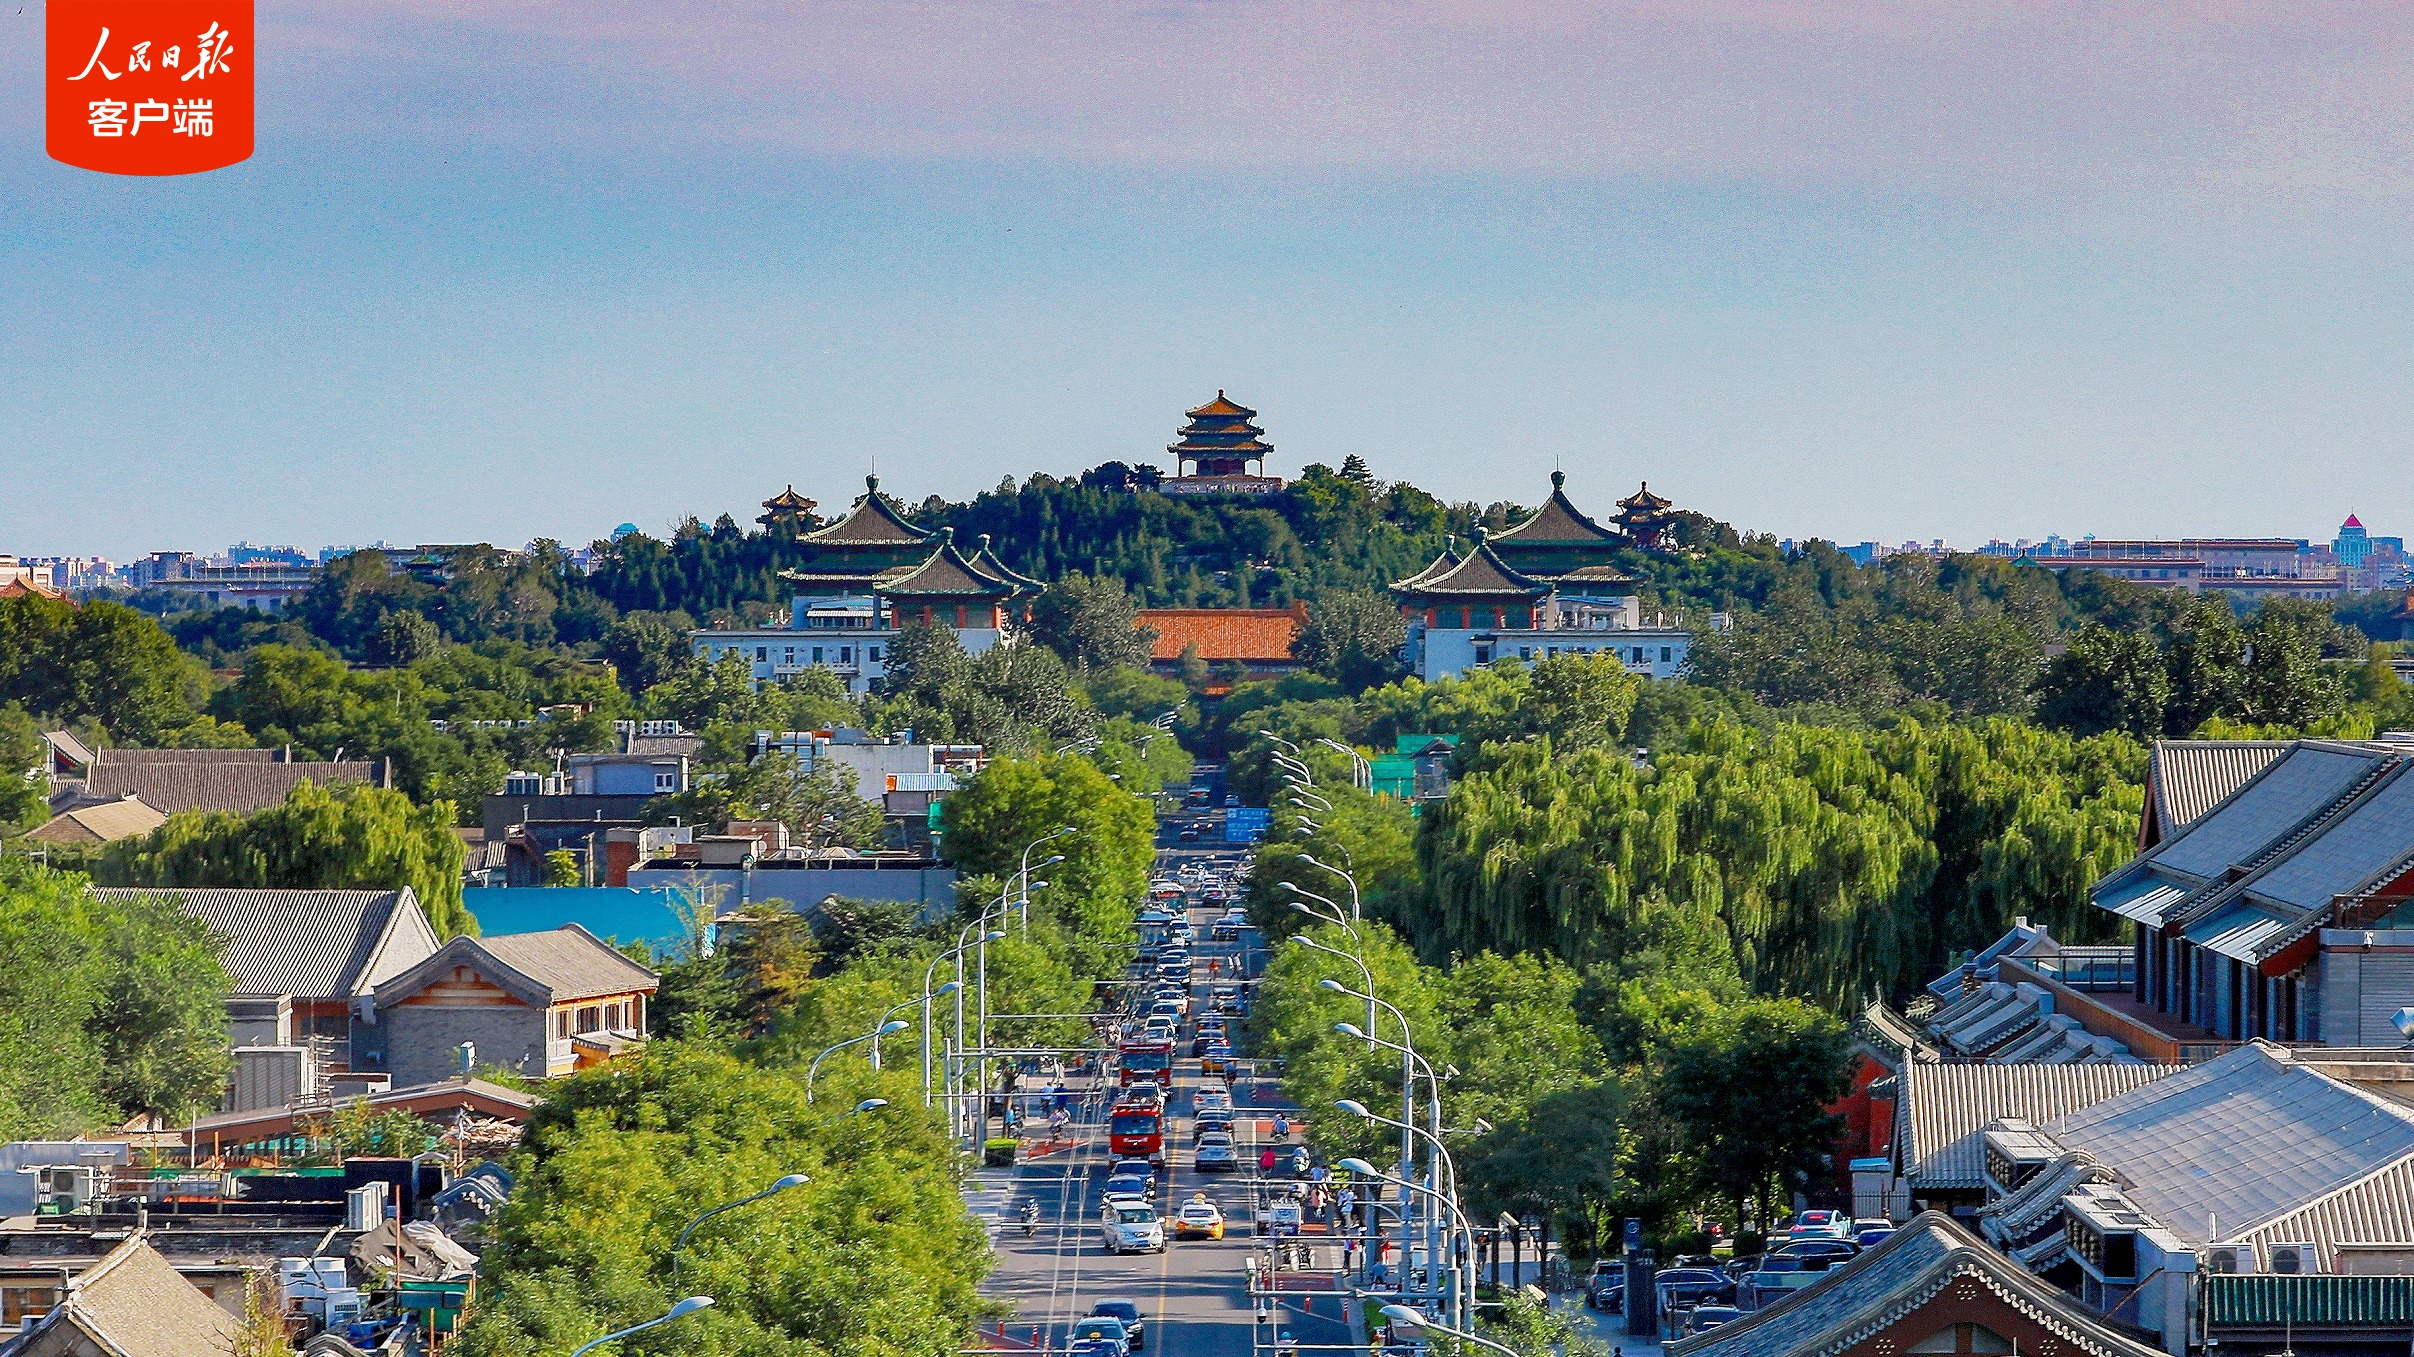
(1101, 1200, 1167, 1253)
(1194, 1087, 1234, 1115)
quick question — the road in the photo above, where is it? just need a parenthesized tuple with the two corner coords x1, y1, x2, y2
(972, 860, 1354, 1357)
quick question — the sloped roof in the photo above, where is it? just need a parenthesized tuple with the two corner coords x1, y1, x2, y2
(2145, 743, 2388, 881)
(1141, 605, 1309, 664)
(1188, 391, 1255, 419)
(1394, 544, 1462, 590)
(2145, 740, 2290, 844)
(879, 539, 1023, 599)
(21, 1232, 241, 1357)
(1667, 1212, 2165, 1357)
(2047, 1042, 2414, 1245)
(92, 748, 276, 764)
(1389, 540, 1549, 600)
(1901, 1060, 2178, 1189)
(2241, 762, 2414, 912)
(385, 924, 658, 1007)
(1488, 471, 1619, 547)
(91, 887, 441, 999)
(42, 729, 95, 770)
(799, 475, 934, 547)
(80, 757, 378, 815)
(25, 795, 168, 845)
(969, 536, 1044, 591)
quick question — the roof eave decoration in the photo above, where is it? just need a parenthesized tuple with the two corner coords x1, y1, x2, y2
(1390, 535, 1551, 600)
(1488, 470, 1622, 547)
(798, 474, 935, 546)
(879, 530, 1022, 600)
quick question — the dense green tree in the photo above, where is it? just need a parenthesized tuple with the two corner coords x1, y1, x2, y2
(647, 756, 886, 851)
(366, 609, 441, 667)
(0, 861, 232, 1136)
(1291, 589, 1408, 692)
(937, 755, 1156, 971)
(600, 612, 699, 695)
(454, 1044, 987, 1357)
(1655, 998, 1851, 1220)
(2034, 624, 2172, 742)
(869, 626, 1093, 751)
(94, 781, 476, 937)
(0, 593, 211, 743)
(1025, 571, 1156, 671)
(0, 705, 49, 833)
(1076, 665, 1193, 727)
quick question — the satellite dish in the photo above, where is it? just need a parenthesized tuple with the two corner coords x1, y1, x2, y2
(2393, 1006, 2414, 1041)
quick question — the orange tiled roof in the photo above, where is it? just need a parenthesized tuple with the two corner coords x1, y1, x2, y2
(1140, 604, 1309, 664)
(0, 579, 66, 601)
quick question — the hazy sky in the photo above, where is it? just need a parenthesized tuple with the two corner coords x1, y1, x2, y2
(6, 2, 2411, 558)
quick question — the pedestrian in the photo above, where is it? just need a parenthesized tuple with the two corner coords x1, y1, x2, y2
(1274, 1113, 1290, 1139)
(1261, 1146, 1278, 1173)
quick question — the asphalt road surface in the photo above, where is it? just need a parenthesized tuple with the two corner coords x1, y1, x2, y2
(975, 866, 1354, 1357)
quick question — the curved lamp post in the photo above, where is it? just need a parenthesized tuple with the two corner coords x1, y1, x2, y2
(669, 1169, 811, 1283)
(1378, 1305, 1519, 1357)
(806, 1021, 910, 1102)
(570, 1296, 714, 1356)
(1295, 852, 1360, 919)
(1281, 886, 1356, 938)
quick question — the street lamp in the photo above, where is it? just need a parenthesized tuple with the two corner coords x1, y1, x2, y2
(805, 1021, 910, 1102)
(1378, 1305, 1521, 1357)
(570, 1296, 715, 1356)
(1316, 737, 1371, 790)
(849, 1097, 890, 1115)
(1305, 951, 1379, 1052)
(671, 1174, 808, 1281)
(1296, 852, 1359, 919)
(1282, 886, 1356, 937)
(917, 976, 963, 1105)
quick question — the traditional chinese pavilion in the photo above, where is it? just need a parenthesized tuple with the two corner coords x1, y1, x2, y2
(1610, 481, 1681, 550)
(689, 476, 1039, 694)
(1390, 472, 1698, 682)
(756, 485, 819, 532)
(1159, 392, 1284, 497)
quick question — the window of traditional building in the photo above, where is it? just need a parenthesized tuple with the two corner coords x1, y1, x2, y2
(576, 1005, 602, 1034)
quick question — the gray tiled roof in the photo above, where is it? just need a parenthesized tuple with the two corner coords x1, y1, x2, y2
(24, 1232, 241, 1357)
(1668, 1212, 2164, 1357)
(476, 925, 658, 1001)
(2147, 740, 2291, 841)
(92, 887, 441, 999)
(2047, 1043, 2414, 1244)
(1902, 1061, 2177, 1189)
(2147, 744, 2385, 880)
(80, 755, 380, 815)
(2246, 763, 2414, 910)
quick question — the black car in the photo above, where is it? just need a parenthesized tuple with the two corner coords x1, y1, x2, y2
(1655, 1268, 1736, 1307)
(1089, 1299, 1146, 1351)
(1584, 1277, 1625, 1313)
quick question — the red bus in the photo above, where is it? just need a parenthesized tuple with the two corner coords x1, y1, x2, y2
(1119, 1038, 1173, 1088)
(1109, 1099, 1164, 1164)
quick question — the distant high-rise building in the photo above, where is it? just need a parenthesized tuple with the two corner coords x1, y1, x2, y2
(2336, 513, 2372, 569)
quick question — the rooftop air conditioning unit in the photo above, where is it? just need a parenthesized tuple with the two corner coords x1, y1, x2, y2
(2205, 1245, 2255, 1275)
(2267, 1244, 2312, 1275)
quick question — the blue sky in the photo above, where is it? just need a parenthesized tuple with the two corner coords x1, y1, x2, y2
(5, 2, 2411, 558)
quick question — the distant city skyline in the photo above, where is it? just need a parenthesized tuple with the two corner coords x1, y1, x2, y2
(6, 4, 2411, 557)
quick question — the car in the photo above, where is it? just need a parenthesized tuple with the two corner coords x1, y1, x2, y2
(1105, 1172, 1156, 1202)
(1771, 1240, 1858, 1269)
(1785, 1210, 1855, 1242)
(1072, 1317, 1134, 1352)
(1142, 1019, 1176, 1042)
(1098, 1203, 1165, 1255)
(1585, 1277, 1624, 1313)
(1109, 1157, 1158, 1180)
(1193, 1109, 1234, 1141)
(1686, 1306, 1743, 1336)
(1195, 1134, 1239, 1172)
(1853, 1226, 1895, 1249)
(1194, 1087, 1233, 1115)
(1201, 1045, 1234, 1075)
(1655, 1268, 1736, 1308)
(1089, 1300, 1146, 1350)
(1178, 826, 1201, 842)
(1172, 1197, 1226, 1240)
